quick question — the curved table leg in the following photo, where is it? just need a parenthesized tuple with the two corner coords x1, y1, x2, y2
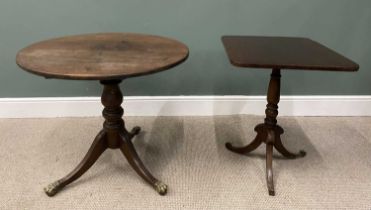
(266, 143, 275, 196)
(225, 69, 307, 196)
(44, 130, 107, 197)
(119, 132, 167, 195)
(127, 126, 141, 139)
(226, 135, 263, 154)
(225, 124, 265, 154)
(274, 136, 306, 159)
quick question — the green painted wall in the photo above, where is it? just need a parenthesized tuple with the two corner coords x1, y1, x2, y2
(0, 0, 370, 97)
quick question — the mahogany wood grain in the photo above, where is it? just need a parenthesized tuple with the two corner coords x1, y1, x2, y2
(223, 36, 359, 196)
(222, 36, 359, 71)
(44, 80, 168, 197)
(16, 33, 189, 80)
(16, 33, 188, 197)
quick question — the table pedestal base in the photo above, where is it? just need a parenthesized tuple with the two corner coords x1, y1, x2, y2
(226, 69, 306, 196)
(44, 80, 167, 197)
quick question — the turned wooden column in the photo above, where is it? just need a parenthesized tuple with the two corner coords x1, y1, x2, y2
(264, 69, 280, 129)
(43, 80, 167, 196)
(16, 33, 188, 197)
(222, 35, 359, 196)
(226, 68, 305, 196)
(101, 80, 125, 149)
(264, 68, 281, 196)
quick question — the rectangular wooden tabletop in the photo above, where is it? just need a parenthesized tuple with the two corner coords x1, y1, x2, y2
(222, 36, 359, 71)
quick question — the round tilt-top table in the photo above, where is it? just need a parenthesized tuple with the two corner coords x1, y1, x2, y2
(16, 33, 189, 196)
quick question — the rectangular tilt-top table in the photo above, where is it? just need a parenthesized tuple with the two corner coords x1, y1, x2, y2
(222, 36, 359, 196)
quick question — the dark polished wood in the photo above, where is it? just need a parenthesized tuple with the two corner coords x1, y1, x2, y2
(16, 33, 189, 80)
(222, 36, 359, 71)
(226, 69, 305, 196)
(44, 80, 167, 196)
(223, 36, 359, 196)
(17, 33, 189, 196)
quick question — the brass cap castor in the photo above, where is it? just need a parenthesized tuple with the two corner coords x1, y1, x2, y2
(44, 180, 64, 197)
(154, 181, 168, 195)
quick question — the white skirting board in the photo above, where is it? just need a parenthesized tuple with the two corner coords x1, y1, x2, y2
(0, 96, 370, 118)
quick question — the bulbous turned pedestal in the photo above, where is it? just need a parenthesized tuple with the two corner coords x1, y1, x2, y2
(43, 80, 167, 197)
(16, 33, 189, 197)
(226, 69, 306, 196)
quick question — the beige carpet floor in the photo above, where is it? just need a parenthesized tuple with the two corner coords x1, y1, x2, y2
(1, 116, 371, 209)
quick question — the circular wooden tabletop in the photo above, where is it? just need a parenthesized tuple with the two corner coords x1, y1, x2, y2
(16, 33, 189, 80)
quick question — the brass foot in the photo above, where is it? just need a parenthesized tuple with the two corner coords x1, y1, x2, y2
(44, 180, 64, 197)
(154, 181, 168, 195)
